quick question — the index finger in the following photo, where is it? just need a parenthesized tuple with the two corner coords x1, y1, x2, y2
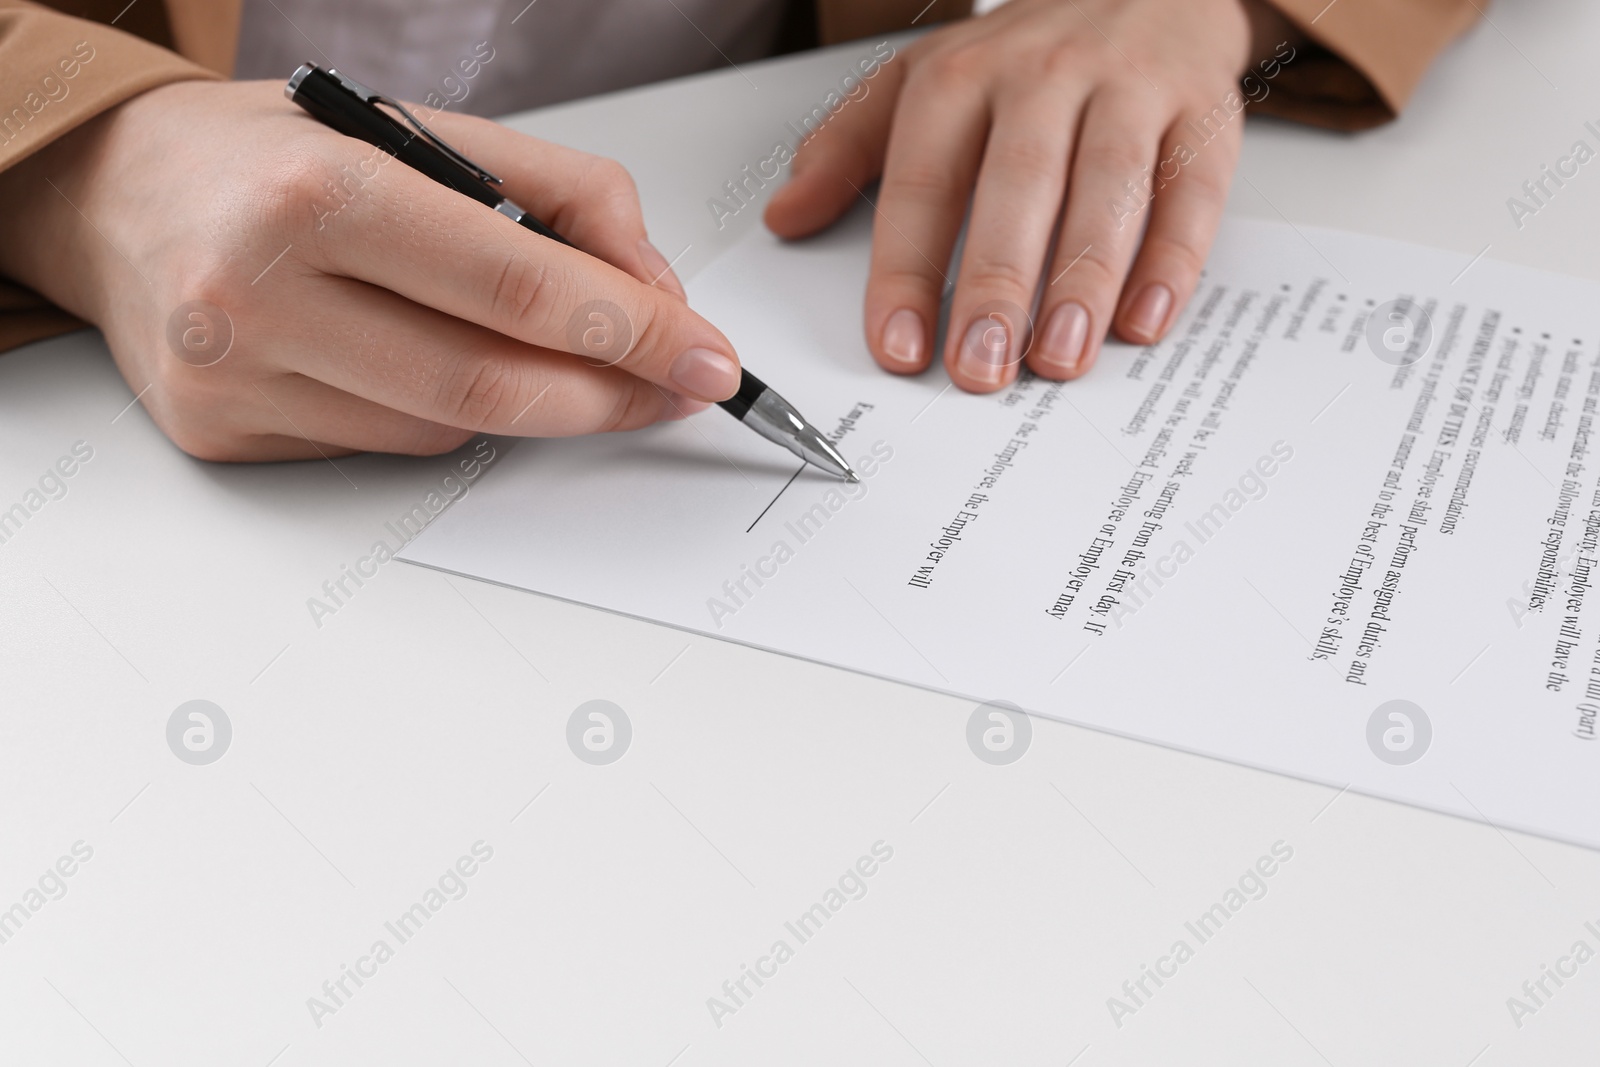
(300, 151, 741, 403)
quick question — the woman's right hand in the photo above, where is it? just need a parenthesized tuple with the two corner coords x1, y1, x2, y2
(0, 79, 739, 460)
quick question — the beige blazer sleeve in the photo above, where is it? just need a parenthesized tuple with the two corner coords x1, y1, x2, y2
(1239, 0, 1484, 130)
(0, 0, 1483, 357)
(0, 0, 220, 351)
(814, 0, 1484, 131)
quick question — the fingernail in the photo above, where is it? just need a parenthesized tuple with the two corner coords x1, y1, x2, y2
(639, 238, 686, 299)
(1125, 283, 1173, 341)
(669, 346, 739, 401)
(660, 391, 711, 420)
(957, 313, 1013, 386)
(1036, 302, 1090, 377)
(881, 308, 925, 367)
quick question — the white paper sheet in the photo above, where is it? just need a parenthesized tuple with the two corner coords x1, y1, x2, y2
(403, 208, 1600, 848)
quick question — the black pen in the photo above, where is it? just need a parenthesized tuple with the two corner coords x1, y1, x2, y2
(284, 63, 857, 483)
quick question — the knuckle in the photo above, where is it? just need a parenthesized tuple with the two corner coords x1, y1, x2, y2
(587, 157, 639, 200)
(959, 255, 1038, 297)
(1093, 139, 1152, 177)
(440, 355, 524, 428)
(167, 267, 244, 326)
(986, 136, 1065, 185)
(156, 411, 242, 462)
(596, 383, 659, 434)
(1076, 247, 1126, 289)
(156, 358, 232, 415)
(183, 270, 234, 310)
(879, 158, 956, 206)
(573, 156, 643, 228)
(919, 42, 987, 88)
(609, 299, 666, 373)
(869, 265, 944, 303)
(993, 40, 1085, 96)
(1170, 159, 1232, 206)
(1035, 44, 1089, 86)
(157, 362, 278, 460)
(261, 147, 343, 232)
(1140, 231, 1208, 278)
(1056, 244, 1125, 294)
(490, 252, 552, 335)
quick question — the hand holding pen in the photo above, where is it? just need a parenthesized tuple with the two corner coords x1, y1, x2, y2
(287, 64, 854, 481)
(0, 78, 788, 462)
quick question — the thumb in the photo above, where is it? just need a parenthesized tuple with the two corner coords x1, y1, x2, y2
(764, 47, 907, 239)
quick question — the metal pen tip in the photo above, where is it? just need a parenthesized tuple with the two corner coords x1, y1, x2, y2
(733, 380, 860, 483)
(798, 430, 857, 483)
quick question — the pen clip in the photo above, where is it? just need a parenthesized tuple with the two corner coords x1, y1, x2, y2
(324, 66, 503, 186)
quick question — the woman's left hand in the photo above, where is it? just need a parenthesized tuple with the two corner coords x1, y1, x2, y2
(765, 0, 1298, 392)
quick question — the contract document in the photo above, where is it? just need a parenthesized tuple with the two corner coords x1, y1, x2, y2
(403, 209, 1600, 848)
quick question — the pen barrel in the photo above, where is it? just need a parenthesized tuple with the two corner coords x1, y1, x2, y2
(289, 67, 501, 213)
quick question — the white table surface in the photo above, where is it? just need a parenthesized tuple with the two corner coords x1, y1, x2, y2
(5, 4, 1600, 1064)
